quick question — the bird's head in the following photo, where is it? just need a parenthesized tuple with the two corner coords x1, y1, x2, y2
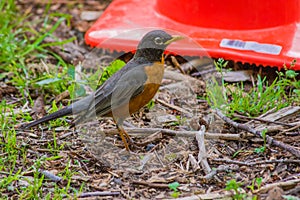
(134, 30, 183, 62)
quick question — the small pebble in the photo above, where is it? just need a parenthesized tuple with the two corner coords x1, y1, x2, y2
(80, 11, 103, 21)
(146, 143, 155, 151)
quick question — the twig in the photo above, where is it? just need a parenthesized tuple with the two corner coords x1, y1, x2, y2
(188, 154, 200, 171)
(104, 127, 243, 141)
(155, 98, 190, 114)
(5, 108, 31, 117)
(154, 150, 166, 168)
(233, 113, 294, 127)
(19, 131, 39, 138)
(131, 180, 170, 189)
(32, 131, 75, 144)
(0, 152, 8, 157)
(191, 68, 217, 77)
(58, 131, 74, 140)
(135, 131, 163, 146)
(212, 158, 300, 166)
(138, 153, 154, 170)
(204, 164, 239, 180)
(196, 125, 211, 174)
(254, 179, 300, 193)
(34, 148, 60, 153)
(258, 106, 300, 122)
(256, 107, 277, 119)
(0, 171, 28, 178)
(67, 151, 91, 173)
(285, 132, 300, 136)
(282, 123, 300, 133)
(117, 185, 132, 199)
(215, 109, 300, 158)
(164, 191, 233, 200)
(77, 191, 120, 198)
(38, 169, 62, 182)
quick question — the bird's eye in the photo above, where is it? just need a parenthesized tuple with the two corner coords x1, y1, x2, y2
(154, 37, 163, 45)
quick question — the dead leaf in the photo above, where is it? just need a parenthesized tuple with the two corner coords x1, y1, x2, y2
(80, 11, 103, 21)
(0, 83, 17, 98)
(221, 70, 253, 82)
(55, 90, 70, 103)
(156, 114, 178, 123)
(266, 186, 284, 200)
(33, 95, 46, 118)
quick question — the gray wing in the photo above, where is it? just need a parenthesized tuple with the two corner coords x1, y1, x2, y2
(73, 62, 148, 125)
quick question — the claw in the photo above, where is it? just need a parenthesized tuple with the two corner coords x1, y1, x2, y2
(116, 124, 131, 151)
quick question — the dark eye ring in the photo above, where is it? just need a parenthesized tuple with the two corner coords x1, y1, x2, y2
(154, 37, 163, 45)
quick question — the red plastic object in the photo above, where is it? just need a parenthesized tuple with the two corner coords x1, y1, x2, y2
(85, 0, 300, 70)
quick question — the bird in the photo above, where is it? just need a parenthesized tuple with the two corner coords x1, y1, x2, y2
(21, 30, 183, 151)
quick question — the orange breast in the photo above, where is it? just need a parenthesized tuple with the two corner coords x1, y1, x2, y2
(108, 62, 164, 121)
(129, 62, 164, 113)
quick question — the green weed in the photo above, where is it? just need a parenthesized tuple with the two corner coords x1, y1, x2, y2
(207, 59, 299, 117)
(254, 129, 267, 154)
(225, 179, 246, 200)
(247, 177, 263, 192)
(226, 177, 263, 200)
(147, 99, 156, 110)
(0, 1, 81, 198)
(168, 181, 180, 198)
(97, 59, 126, 86)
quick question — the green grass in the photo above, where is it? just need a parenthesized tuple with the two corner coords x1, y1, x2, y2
(225, 179, 246, 200)
(0, 0, 75, 99)
(0, 1, 82, 198)
(207, 58, 300, 117)
(168, 181, 181, 198)
(0, 1, 126, 198)
(225, 177, 263, 200)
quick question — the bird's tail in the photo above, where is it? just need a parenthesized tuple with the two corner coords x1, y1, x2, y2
(21, 106, 73, 129)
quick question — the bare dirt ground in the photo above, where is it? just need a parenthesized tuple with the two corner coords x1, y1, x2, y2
(4, 1, 300, 199)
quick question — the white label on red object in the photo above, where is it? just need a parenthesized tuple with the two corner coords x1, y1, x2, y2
(220, 39, 282, 55)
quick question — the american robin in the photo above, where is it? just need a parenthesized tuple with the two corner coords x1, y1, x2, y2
(21, 30, 183, 150)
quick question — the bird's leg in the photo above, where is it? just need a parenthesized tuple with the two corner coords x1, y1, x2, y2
(116, 124, 131, 151)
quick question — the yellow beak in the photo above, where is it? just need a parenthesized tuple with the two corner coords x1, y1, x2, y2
(164, 35, 184, 45)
